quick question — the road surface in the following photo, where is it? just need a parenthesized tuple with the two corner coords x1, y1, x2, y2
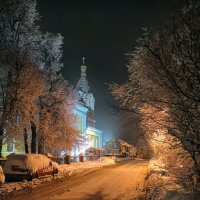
(8, 159, 149, 200)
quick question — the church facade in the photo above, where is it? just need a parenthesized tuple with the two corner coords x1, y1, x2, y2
(72, 58, 102, 155)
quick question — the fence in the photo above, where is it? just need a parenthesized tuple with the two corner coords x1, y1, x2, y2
(50, 154, 101, 165)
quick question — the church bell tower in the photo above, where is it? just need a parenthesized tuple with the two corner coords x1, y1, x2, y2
(75, 58, 95, 127)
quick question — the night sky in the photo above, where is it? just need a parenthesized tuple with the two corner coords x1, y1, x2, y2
(37, 0, 184, 144)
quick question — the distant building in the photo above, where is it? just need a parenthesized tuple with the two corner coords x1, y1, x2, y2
(104, 138, 135, 156)
(72, 58, 102, 155)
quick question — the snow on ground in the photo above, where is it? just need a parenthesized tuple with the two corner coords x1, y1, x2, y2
(148, 159, 168, 176)
(115, 156, 137, 162)
(0, 157, 115, 196)
(57, 156, 116, 178)
(146, 159, 197, 200)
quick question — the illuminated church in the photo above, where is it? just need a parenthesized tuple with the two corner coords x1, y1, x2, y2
(73, 58, 102, 155)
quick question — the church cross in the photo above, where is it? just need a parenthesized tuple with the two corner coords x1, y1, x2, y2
(82, 57, 85, 65)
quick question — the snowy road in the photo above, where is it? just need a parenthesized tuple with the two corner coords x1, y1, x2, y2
(8, 159, 148, 200)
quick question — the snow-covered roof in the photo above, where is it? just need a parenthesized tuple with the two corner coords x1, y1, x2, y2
(75, 63, 90, 95)
(106, 138, 132, 147)
(118, 139, 132, 147)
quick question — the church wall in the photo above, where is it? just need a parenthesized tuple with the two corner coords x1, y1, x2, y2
(74, 103, 88, 134)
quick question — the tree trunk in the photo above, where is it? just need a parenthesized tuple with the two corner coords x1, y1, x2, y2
(192, 154, 200, 179)
(31, 122, 37, 153)
(0, 127, 4, 158)
(38, 136, 44, 154)
(24, 128, 29, 153)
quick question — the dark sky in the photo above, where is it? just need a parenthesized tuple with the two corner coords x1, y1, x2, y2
(37, 0, 184, 144)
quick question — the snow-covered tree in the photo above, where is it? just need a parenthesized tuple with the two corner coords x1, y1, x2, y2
(1, 51, 44, 152)
(110, 0, 200, 189)
(0, 0, 43, 156)
(37, 75, 79, 154)
(0, 0, 80, 155)
(34, 29, 80, 154)
(0, 0, 39, 51)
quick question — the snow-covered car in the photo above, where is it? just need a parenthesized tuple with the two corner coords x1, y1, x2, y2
(0, 166, 5, 184)
(3, 153, 59, 181)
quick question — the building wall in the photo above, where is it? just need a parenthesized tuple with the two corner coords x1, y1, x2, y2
(74, 103, 88, 133)
(71, 103, 102, 156)
(104, 139, 132, 155)
(85, 126, 102, 148)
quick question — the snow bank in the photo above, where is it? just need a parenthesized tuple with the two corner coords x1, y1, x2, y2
(58, 156, 115, 176)
(142, 159, 197, 200)
(96, 156, 116, 166)
(45, 153, 53, 158)
(148, 159, 168, 176)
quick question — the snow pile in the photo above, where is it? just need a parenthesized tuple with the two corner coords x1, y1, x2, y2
(148, 159, 168, 176)
(58, 156, 115, 176)
(51, 161, 59, 169)
(45, 153, 53, 158)
(3, 154, 56, 174)
(0, 176, 53, 195)
(96, 156, 115, 166)
(137, 159, 197, 200)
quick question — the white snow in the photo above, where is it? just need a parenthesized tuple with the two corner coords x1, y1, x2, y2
(115, 157, 136, 162)
(57, 156, 115, 178)
(146, 159, 197, 200)
(45, 153, 53, 158)
(0, 156, 115, 196)
(148, 159, 168, 176)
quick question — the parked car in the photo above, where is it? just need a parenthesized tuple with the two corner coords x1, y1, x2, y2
(0, 166, 5, 184)
(3, 153, 59, 181)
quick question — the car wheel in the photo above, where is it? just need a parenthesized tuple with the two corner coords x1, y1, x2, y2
(30, 172, 38, 180)
(52, 168, 58, 176)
